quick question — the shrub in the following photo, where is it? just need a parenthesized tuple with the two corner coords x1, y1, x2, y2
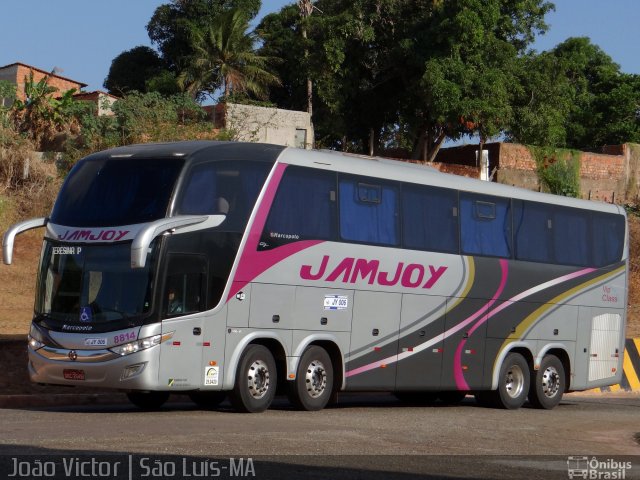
(530, 146, 581, 198)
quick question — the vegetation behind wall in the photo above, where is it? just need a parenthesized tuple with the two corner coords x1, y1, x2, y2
(529, 146, 581, 198)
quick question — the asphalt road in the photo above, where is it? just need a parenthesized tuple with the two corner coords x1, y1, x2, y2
(0, 393, 638, 480)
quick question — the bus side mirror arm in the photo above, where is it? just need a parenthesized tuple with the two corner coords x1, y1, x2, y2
(131, 215, 222, 269)
(3, 217, 48, 265)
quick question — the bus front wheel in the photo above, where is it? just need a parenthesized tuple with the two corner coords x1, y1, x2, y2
(229, 345, 277, 413)
(288, 346, 334, 411)
(528, 354, 565, 410)
(126, 391, 170, 410)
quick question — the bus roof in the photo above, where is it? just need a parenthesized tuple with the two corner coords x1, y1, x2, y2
(78, 141, 622, 216)
(83, 141, 286, 164)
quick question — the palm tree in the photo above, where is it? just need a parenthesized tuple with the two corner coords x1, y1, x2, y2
(179, 9, 280, 102)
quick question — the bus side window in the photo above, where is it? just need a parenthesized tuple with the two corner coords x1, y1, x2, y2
(513, 200, 553, 263)
(261, 166, 337, 250)
(177, 161, 271, 232)
(402, 184, 458, 253)
(339, 176, 399, 246)
(164, 255, 207, 318)
(553, 208, 589, 266)
(591, 212, 625, 267)
(460, 193, 512, 258)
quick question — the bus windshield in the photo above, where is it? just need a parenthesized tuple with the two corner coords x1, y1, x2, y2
(50, 157, 185, 227)
(35, 241, 157, 327)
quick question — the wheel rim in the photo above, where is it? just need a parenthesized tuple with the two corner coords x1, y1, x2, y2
(246, 359, 270, 400)
(304, 359, 327, 399)
(504, 364, 525, 399)
(541, 365, 561, 398)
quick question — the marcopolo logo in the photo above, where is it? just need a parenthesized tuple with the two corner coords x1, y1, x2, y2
(567, 456, 632, 479)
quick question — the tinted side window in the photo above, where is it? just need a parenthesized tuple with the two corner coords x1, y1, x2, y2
(460, 193, 511, 257)
(403, 184, 458, 253)
(261, 166, 336, 249)
(512, 202, 624, 268)
(513, 200, 553, 263)
(339, 176, 399, 246)
(592, 213, 625, 267)
(177, 161, 271, 232)
(553, 207, 589, 266)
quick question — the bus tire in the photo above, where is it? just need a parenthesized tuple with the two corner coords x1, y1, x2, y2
(489, 352, 530, 409)
(528, 354, 565, 410)
(126, 391, 169, 410)
(229, 345, 277, 413)
(288, 346, 334, 411)
(188, 391, 226, 409)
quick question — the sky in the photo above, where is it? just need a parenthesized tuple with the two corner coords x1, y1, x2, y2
(0, 0, 638, 93)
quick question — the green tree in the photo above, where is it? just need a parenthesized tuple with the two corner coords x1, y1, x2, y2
(256, 5, 306, 111)
(512, 37, 640, 149)
(147, 0, 261, 71)
(553, 37, 639, 149)
(179, 8, 280, 101)
(508, 51, 573, 147)
(10, 71, 83, 148)
(410, 0, 552, 161)
(111, 91, 207, 144)
(103, 46, 168, 95)
(0, 80, 17, 128)
(259, 0, 553, 157)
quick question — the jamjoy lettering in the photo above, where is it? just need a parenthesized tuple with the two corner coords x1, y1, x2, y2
(58, 229, 130, 242)
(300, 255, 447, 289)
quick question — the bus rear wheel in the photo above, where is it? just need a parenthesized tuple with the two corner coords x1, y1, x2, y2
(480, 352, 530, 409)
(229, 345, 277, 413)
(126, 391, 170, 410)
(288, 346, 334, 411)
(528, 354, 565, 410)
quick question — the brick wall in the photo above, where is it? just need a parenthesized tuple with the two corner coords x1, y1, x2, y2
(403, 158, 481, 178)
(5, 64, 84, 101)
(432, 162, 480, 178)
(433, 142, 640, 204)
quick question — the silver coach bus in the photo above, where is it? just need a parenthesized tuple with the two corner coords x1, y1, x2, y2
(3, 141, 628, 412)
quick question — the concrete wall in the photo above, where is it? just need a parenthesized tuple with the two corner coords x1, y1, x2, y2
(73, 91, 118, 116)
(224, 103, 314, 149)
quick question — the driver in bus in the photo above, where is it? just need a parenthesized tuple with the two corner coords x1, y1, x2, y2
(167, 288, 183, 314)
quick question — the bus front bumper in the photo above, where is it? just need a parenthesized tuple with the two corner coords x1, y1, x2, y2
(28, 344, 162, 391)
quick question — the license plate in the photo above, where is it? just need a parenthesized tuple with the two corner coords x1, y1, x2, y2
(63, 369, 85, 381)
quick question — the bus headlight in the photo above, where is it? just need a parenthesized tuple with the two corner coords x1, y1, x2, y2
(28, 324, 45, 350)
(109, 332, 174, 356)
(28, 335, 44, 350)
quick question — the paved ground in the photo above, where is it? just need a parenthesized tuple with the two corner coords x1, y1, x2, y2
(0, 393, 638, 479)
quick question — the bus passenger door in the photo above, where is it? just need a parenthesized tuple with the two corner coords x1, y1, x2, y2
(395, 294, 447, 390)
(345, 291, 401, 390)
(158, 254, 208, 390)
